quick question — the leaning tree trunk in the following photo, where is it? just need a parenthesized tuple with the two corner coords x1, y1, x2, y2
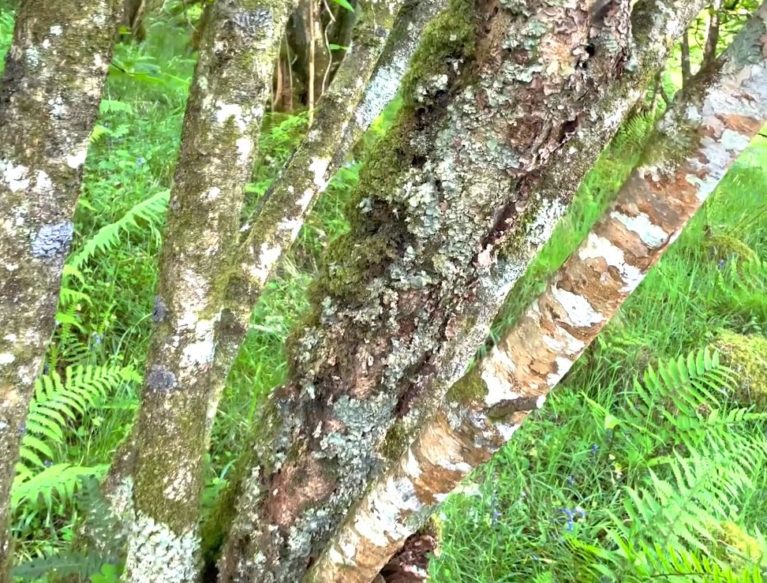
(212, 0, 413, 437)
(199, 0, 447, 562)
(103, 1, 296, 581)
(0, 1, 119, 577)
(310, 7, 767, 578)
(217, 0, 708, 580)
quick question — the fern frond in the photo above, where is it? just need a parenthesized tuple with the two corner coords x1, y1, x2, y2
(11, 365, 138, 518)
(10, 548, 107, 581)
(10, 464, 108, 510)
(68, 189, 169, 271)
(99, 99, 134, 115)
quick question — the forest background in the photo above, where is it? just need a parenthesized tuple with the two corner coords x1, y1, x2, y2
(1, 0, 767, 581)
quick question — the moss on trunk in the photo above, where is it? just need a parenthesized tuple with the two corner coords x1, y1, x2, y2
(0, 2, 120, 576)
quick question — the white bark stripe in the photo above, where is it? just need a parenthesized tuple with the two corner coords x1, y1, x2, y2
(307, 7, 767, 581)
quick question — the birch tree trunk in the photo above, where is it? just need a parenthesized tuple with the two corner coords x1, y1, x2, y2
(311, 7, 767, 578)
(0, 1, 119, 577)
(217, 0, 707, 580)
(104, 1, 297, 580)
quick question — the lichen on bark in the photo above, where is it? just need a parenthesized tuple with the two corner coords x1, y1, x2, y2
(310, 9, 767, 577)
(217, 0, 708, 580)
(208, 0, 411, 441)
(112, 0, 298, 580)
(0, 1, 120, 576)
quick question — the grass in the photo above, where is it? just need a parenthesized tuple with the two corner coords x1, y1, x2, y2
(2, 3, 767, 581)
(429, 134, 767, 582)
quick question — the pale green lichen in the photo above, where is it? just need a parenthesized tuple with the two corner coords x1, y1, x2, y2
(123, 512, 200, 583)
(713, 331, 767, 410)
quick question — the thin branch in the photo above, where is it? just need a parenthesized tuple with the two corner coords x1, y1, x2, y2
(681, 30, 692, 88)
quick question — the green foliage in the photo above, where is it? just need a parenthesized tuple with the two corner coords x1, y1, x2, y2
(10, 550, 107, 582)
(67, 189, 169, 272)
(12, 365, 139, 513)
(0, 8, 12, 75)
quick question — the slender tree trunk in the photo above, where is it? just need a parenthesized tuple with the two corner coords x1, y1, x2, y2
(703, 0, 722, 67)
(194, 0, 420, 564)
(211, 0, 409, 434)
(122, 0, 165, 41)
(217, 0, 707, 580)
(310, 7, 767, 578)
(0, 1, 119, 577)
(104, 1, 297, 580)
(337, 0, 448, 159)
(681, 29, 692, 88)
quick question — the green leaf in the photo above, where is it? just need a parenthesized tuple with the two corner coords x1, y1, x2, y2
(329, 0, 354, 11)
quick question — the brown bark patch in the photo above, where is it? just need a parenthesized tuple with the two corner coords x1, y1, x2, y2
(379, 526, 438, 583)
(267, 455, 335, 527)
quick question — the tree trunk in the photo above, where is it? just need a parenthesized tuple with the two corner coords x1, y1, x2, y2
(211, 0, 408, 448)
(217, 0, 707, 580)
(310, 8, 767, 578)
(703, 0, 722, 67)
(0, 1, 119, 577)
(104, 1, 297, 580)
(200, 0, 447, 563)
(681, 29, 692, 87)
(121, 0, 166, 41)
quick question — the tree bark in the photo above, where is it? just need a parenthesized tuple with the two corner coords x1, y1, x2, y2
(209, 0, 411, 443)
(217, 0, 707, 580)
(310, 7, 767, 578)
(0, 1, 119, 577)
(122, 0, 165, 41)
(703, 0, 722, 67)
(681, 29, 692, 88)
(104, 1, 297, 581)
(199, 0, 447, 564)
(337, 0, 448, 161)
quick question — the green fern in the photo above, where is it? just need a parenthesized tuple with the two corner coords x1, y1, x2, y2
(619, 349, 766, 465)
(612, 449, 754, 554)
(580, 349, 767, 580)
(612, 111, 657, 154)
(575, 537, 766, 583)
(11, 463, 108, 510)
(12, 365, 140, 512)
(10, 549, 108, 581)
(68, 189, 169, 271)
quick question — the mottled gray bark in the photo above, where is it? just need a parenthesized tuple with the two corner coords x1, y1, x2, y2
(218, 0, 707, 581)
(197, 0, 422, 562)
(312, 8, 767, 577)
(209, 0, 413, 440)
(0, 1, 119, 577)
(335, 0, 447, 162)
(106, 1, 297, 581)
